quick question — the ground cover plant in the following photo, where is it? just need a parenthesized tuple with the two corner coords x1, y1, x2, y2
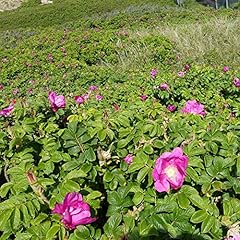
(0, 0, 240, 239)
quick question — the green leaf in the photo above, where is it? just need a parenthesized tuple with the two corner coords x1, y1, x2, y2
(117, 139, 129, 149)
(190, 210, 208, 223)
(153, 140, 165, 149)
(97, 129, 107, 141)
(138, 219, 151, 236)
(187, 167, 199, 182)
(85, 147, 96, 162)
(65, 169, 87, 179)
(75, 225, 90, 239)
(132, 192, 144, 205)
(86, 191, 102, 200)
(108, 213, 122, 230)
(188, 194, 205, 209)
(108, 192, 122, 206)
(20, 204, 31, 226)
(123, 215, 135, 232)
(31, 213, 48, 225)
(46, 224, 60, 239)
(0, 209, 13, 231)
(103, 171, 114, 182)
(201, 215, 215, 233)
(12, 208, 21, 230)
(63, 180, 80, 192)
(0, 182, 13, 198)
(237, 157, 240, 177)
(143, 144, 154, 154)
(177, 192, 190, 209)
(137, 167, 150, 183)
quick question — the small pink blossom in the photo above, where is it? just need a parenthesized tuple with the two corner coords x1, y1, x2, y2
(124, 154, 134, 165)
(150, 68, 158, 79)
(223, 66, 229, 72)
(140, 95, 148, 101)
(48, 91, 66, 112)
(178, 71, 185, 77)
(89, 85, 98, 91)
(0, 104, 14, 117)
(160, 83, 169, 90)
(225, 227, 240, 240)
(233, 78, 240, 88)
(167, 105, 176, 112)
(13, 88, 19, 95)
(52, 192, 96, 230)
(113, 103, 120, 112)
(27, 88, 33, 94)
(75, 96, 85, 104)
(29, 80, 35, 84)
(0, 84, 3, 91)
(96, 95, 103, 101)
(152, 147, 188, 193)
(83, 94, 90, 100)
(181, 100, 206, 116)
(48, 54, 54, 63)
(184, 64, 190, 71)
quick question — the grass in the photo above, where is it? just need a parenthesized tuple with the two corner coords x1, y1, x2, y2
(0, 0, 240, 69)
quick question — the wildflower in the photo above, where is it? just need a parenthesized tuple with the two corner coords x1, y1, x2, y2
(0, 104, 14, 117)
(178, 71, 185, 77)
(124, 154, 134, 165)
(48, 91, 66, 112)
(160, 83, 169, 90)
(167, 105, 176, 112)
(233, 78, 240, 88)
(75, 96, 85, 104)
(96, 95, 103, 101)
(223, 66, 229, 72)
(140, 95, 148, 101)
(152, 147, 188, 193)
(150, 68, 158, 79)
(52, 192, 96, 230)
(181, 100, 206, 116)
(89, 85, 98, 91)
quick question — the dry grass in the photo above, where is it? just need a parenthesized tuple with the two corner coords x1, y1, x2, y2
(0, 0, 23, 11)
(125, 17, 240, 67)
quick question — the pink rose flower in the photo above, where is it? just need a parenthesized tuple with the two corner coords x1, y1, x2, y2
(113, 103, 120, 112)
(124, 154, 134, 165)
(96, 95, 103, 101)
(233, 78, 240, 88)
(225, 227, 240, 240)
(83, 94, 90, 101)
(0, 104, 14, 117)
(184, 64, 190, 71)
(167, 105, 176, 112)
(181, 100, 206, 116)
(178, 71, 185, 77)
(160, 83, 169, 90)
(89, 85, 98, 91)
(75, 96, 85, 104)
(152, 147, 188, 193)
(13, 88, 19, 95)
(150, 68, 158, 79)
(52, 192, 96, 230)
(223, 66, 229, 72)
(140, 95, 148, 101)
(48, 91, 66, 112)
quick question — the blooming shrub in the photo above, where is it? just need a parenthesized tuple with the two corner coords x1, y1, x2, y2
(0, 24, 240, 240)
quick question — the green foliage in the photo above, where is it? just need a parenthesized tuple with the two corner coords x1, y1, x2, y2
(0, 0, 240, 239)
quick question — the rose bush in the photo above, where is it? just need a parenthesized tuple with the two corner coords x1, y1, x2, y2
(0, 18, 240, 240)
